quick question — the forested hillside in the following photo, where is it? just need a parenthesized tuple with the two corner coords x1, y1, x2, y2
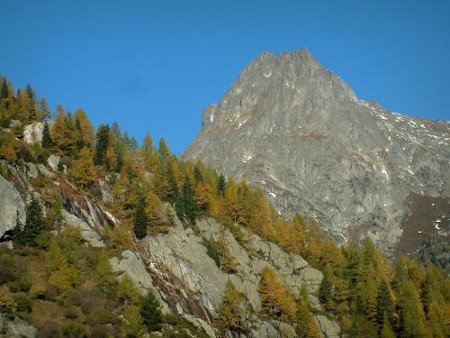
(0, 77, 449, 337)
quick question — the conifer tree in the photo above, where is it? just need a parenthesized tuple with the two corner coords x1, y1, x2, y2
(74, 108, 94, 149)
(216, 280, 249, 335)
(38, 98, 51, 120)
(296, 285, 322, 338)
(259, 267, 297, 321)
(133, 195, 148, 239)
(318, 271, 334, 307)
(14, 197, 44, 246)
(140, 291, 162, 331)
(181, 178, 198, 224)
(376, 280, 394, 331)
(94, 124, 110, 165)
(105, 130, 118, 171)
(41, 121, 54, 148)
(158, 137, 171, 162)
(217, 174, 226, 196)
(145, 192, 168, 234)
(69, 146, 96, 188)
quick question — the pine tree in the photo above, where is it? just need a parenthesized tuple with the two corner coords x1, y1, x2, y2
(94, 124, 110, 165)
(14, 197, 44, 246)
(133, 195, 148, 239)
(318, 271, 334, 307)
(217, 174, 226, 196)
(181, 178, 198, 224)
(41, 121, 54, 148)
(140, 291, 162, 332)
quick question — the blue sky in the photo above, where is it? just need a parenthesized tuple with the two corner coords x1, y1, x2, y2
(1, 0, 449, 154)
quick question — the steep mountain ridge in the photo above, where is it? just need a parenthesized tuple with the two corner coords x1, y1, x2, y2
(183, 48, 450, 256)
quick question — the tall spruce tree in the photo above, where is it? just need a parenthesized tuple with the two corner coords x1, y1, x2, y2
(41, 121, 54, 148)
(140, 291, 162, 331)
(14, 197, 44, 246)
(94, 124, 110, 165)
(133, 196, 148, 239)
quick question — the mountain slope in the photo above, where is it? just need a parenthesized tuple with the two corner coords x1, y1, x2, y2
(183, 49, 450, 256)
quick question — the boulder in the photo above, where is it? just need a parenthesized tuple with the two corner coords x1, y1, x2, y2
(0, 175, 26, 239)
(23, 122, 44, 145)
(47, 154, 61, 172)
(252, 321, 278, 338)
(316, 315, 341, 338)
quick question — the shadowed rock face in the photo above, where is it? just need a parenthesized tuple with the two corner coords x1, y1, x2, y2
(183, 48, 450, 255)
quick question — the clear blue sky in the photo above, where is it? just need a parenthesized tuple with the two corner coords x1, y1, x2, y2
(1, 0, 449, 154)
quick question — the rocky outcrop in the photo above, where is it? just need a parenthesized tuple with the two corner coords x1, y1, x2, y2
(61, 210, 105, 247)
(183, 48, 450, 256)
(141, 217, 322, 314)
(109, 250, 171, 314)
(132, 216, 336, 337)
(0, 314, 37, 338)
(23, 122, 44, 145)
(0, 174, 26, 239)
(316, 315, 341, 338)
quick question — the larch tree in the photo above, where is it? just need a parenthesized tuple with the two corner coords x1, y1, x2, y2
(69, 146, 96, 188)
(259, 267, 297, 321)
(216, 280, 249, 335)
(74, 108, 94, 150)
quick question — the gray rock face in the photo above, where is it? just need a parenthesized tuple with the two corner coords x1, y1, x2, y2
(141, 217, 322, 316)
(183, 49, 450, 255)
(23, 122, 44, 145)
(0, 175, 26, 239)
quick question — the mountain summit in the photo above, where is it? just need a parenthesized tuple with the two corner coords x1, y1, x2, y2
(183, 48, 450, 256)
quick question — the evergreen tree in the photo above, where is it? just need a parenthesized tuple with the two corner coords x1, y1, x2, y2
(94, 124, 110, 165)
(41, 121, 54, 148)
(217, 174, 226, 196)
(318, 271, 334, 306)
(376, 280, 394, 331)
(181, 178, 198, 224)
(140, 291, 162, 332)
(14, 197, 44, 246)
(133, 195, 148, 239)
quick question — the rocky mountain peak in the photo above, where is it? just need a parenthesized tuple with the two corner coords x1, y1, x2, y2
(184, 49, 450, 257)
